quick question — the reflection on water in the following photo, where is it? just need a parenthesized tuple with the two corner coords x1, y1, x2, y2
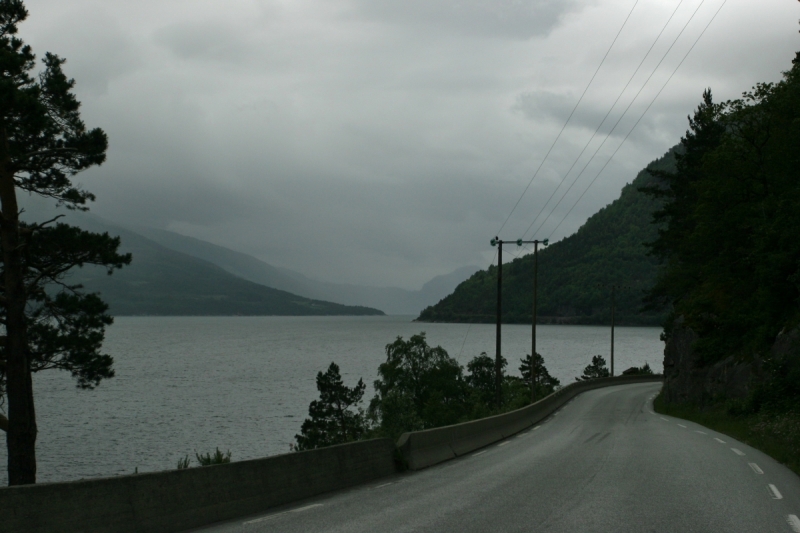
(0, 316, 663, 484)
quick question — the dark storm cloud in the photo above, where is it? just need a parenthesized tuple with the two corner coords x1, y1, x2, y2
(15, 0, 800, 289)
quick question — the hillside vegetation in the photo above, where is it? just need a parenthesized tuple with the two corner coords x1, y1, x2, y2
(416, 150, 675, 325)
(651, 52, 800, 475)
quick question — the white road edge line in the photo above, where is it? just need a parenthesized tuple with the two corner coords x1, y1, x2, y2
(787, 514, 800, 532)
(731, 448, 746, 456)
(472, 450, 487, 457)
(373, 483, 393, 489)
(244, 504, 323, 524)
(748, 463, 764, 474)
(291, 504, 325, 513)
(768, 484, 783, 500)
(677, 424, 687, 428)
(714, 438, 726, 444)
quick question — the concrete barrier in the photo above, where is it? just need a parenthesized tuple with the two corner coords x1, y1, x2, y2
(0, 438, 396, 533)
(396, 374, 663, 470)
(0, 376, 662, 531)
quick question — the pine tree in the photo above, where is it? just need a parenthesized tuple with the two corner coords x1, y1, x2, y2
(519, 353, 560, 395)
(295, 362, 366, 451)
(0, 0, 130, 485)
(576, 355, 610, 381)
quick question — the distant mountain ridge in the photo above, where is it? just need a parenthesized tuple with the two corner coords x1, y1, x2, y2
(60, 216, 384, 317)
(132, 227, 478, 315)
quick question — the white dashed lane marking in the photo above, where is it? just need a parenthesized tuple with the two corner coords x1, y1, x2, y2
(373, 483, 393, 489)
(768, 484, 783, 500)
(637, 411, 797, 531)
(497, 441, 509, 447)
(244, 504, 324, 525)
(472, 450, 487, 457)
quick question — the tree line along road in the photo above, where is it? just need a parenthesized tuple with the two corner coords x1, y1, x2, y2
(198, 382, 800, 533)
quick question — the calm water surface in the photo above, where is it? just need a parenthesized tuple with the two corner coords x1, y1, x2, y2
(1, 316, 664, 484)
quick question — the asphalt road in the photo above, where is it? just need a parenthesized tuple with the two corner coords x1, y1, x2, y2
(198, 382, 800, 532)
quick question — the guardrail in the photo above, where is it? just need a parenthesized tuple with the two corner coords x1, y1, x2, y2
(396, 374, 663, 470)
(0, 438, 396, 533)
(0, 374, 662, 532)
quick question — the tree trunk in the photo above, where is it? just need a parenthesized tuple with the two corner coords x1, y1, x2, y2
(0, 158, 36, 485)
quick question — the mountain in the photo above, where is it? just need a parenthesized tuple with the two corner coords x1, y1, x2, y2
(60, 217, 383, 316)
(416, 148, 677, 326)
(133, 227, 479, 315)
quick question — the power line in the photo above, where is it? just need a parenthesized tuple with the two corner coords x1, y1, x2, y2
(544, 0, 728, 240)
(527, 0, 709, 241)
(515, 0, 688, 247)
(495, 0, 641, 237)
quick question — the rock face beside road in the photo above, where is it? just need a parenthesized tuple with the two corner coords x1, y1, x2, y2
(662, 321, 800, 406)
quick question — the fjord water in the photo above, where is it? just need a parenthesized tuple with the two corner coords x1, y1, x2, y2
(1, 316, 663, 485)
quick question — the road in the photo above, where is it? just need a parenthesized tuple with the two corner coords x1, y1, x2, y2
(199, 382, 800, 532)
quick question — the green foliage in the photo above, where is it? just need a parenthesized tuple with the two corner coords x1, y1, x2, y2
(363, 333, 565, 442)
(519, 353, 561, 397)
(176, 455, 191, 470)
(369, 333, 466, 440)
(301, 333, 564, 446)
(295, 362, 367, 451)
(195, 448, 231, 466)
(465, 352, 506, 407)
(417, 154, 673, 326)
(576, 355, 610, 381)
(642, 52, 800, 365)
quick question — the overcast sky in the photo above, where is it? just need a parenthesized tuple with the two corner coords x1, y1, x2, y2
(19, 0, 800, 289)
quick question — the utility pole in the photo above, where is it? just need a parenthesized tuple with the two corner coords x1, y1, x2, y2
(490, 237, 505, 409)
(611, 284, 615, 377)
(599, 283, 629, 377)
(516, 238, 548, 401)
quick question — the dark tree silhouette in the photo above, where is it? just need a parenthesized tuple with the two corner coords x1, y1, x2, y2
(466, 352, 506, 406)
(576, 355, 610, 381)
(519, 353, 560, 396)
(295, 362, 367, 451)
(0, 0, 130, 485)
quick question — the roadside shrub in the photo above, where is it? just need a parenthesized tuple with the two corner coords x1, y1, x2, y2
(195, 448, 231, 466)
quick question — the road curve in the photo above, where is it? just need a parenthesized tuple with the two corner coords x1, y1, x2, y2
(199, 382, 800, 532)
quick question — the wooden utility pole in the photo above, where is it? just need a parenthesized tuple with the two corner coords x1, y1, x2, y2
(599, 283, 629, 377)
(492, 237, 503, 408)
(516, 238, 548, 401)
(611, 284, 615, 377)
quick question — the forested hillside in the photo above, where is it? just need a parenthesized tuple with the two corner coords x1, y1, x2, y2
(416, 150, 676, 325)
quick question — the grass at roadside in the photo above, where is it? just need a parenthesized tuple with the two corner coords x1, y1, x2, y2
(653, 392, 800, 477)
